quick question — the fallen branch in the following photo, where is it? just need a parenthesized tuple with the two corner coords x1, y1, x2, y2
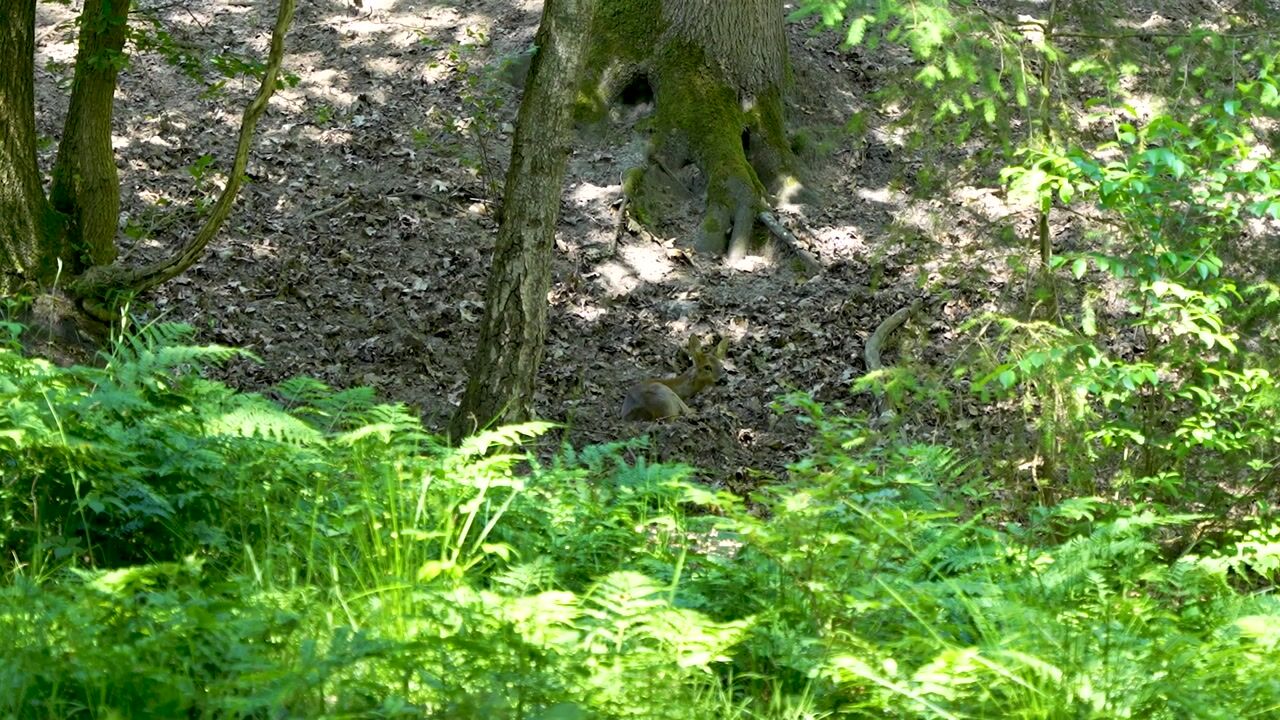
(303, 195, 353, 223)
(865, 298, 922, 372)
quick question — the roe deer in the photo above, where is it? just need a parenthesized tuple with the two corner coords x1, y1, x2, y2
(620, 336, 728, 421)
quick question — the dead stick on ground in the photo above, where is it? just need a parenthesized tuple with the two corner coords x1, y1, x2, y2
(864, 298, 923, 418)
(303, 196, 353, 223)
(865, 299, 922, 371)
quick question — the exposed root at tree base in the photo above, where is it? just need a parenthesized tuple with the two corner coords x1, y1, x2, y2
(758, 210, 821, 274)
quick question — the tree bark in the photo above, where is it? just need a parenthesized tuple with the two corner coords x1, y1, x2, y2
(0, 0, 62, 296)
(49, 0, 131, 273)
(662, 0, 785, 94)
(72, 0, 297, 316)
(448, 0, 598, 441)
(583, 0, 799, 260)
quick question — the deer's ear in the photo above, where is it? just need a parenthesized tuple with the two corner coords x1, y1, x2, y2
(685, 335, 703, 354)
(714, 337, 729, 358)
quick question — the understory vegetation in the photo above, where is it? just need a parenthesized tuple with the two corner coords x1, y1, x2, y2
(2, 317, 1280, 718)
(6, 0, 1280, 718)
(6, 124, 1280, 712)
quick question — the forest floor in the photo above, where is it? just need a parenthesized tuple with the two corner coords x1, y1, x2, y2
(31, 0, 1263, 489)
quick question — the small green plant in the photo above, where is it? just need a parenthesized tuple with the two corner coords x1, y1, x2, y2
(185, 153, 220, 212)
(312, 103, 334, 126)
(419, 27, 518, 201)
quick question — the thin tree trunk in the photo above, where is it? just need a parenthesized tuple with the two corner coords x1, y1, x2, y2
(71, 0, 296, 318)
(448, 0, 598, 441)
(49, 0, 131, 273)
(0, 0, 61, 296)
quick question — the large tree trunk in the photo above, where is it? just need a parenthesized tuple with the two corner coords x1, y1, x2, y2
(49, 0, 131, 273)
(448, 0, 598, 441)
(0, 0, 62, 296)
(662, 0, 786, 94)
(583, 0, 800, 260)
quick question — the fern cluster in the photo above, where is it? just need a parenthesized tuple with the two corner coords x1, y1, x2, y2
(687, 398, 1280, 717)
(2, 323, 1279, 717)
(0, 324, 746, 717)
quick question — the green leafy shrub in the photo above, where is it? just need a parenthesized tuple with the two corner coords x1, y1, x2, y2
(968, 68, 1280, 516)
(692, 396, 1280, 717)
(3, 327, 1279, 718)
(0, 321, 315, 568)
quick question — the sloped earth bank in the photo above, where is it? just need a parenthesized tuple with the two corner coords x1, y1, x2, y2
(28, 0, 1171, 486)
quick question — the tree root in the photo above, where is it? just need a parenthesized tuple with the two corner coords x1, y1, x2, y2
(726, 202, 754, 261)
(758, 210, 820, 274)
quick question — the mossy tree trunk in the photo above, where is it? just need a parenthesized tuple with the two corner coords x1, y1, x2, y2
(583, 0, 800, 259)
(448, 0, 598, 440)
(1, 0, 292, 334)
(49, 0, 132, 274)
(0, 0, 64, 296)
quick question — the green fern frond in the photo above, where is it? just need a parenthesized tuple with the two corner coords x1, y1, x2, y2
(492, 557, 558, 594)
(205, 398, 324, 446)
(358, 403, 424, 432)
(320, 386, 377, 416)
(273, 376, 333, 405)
(456, 422, 556, 458)
(104, 322, 256, 388)
(585, 571, 667, 620)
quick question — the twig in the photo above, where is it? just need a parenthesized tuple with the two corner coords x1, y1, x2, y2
(1057, 203, 1129, 231)
(303, 196, 353, 223)
(609, 194, 628, 257)
(865, 299, 922, 372)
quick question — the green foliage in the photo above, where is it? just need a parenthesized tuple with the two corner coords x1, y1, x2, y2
(10, 3, 1279, 717)
(183, 153, 223, 213)
(964, 71, 1280, 513)
(794, 0, 1279, 166)
(0, 327, 747, 718)
(127, 6, 299, 93)
(3, 326, 1279, 717)
(689, 399, 1280, 717)
(2, 322, 265, 567)
(778, 10, 1280, 713)
(792, 0, 1038, 148)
